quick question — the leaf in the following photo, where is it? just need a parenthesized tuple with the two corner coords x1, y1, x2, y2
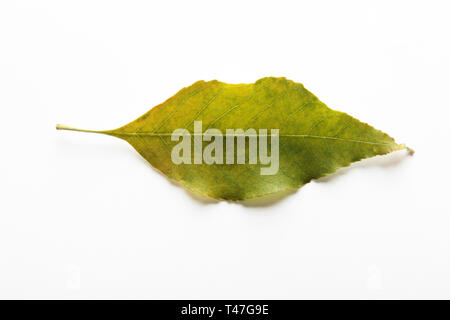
(57, 77, 410, 201)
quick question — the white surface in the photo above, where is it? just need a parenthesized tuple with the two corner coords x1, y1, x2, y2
(0, 0, 449, 299)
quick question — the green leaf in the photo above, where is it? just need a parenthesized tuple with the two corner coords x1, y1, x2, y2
(57, 77, 410, 201)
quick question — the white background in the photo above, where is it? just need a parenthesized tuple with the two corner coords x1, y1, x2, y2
(1, 0, 449, 299)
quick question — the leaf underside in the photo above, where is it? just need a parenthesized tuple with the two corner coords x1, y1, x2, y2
(58, 77, 408, 201)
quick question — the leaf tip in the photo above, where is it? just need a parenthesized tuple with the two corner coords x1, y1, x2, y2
(398, 143, 414, 155)
(406, 146, 415, 156)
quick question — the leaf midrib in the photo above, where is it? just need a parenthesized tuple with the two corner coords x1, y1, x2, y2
(110, 132, 395, 146)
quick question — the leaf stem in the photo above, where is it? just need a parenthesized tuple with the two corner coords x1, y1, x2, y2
(55, 124, 103, 134)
